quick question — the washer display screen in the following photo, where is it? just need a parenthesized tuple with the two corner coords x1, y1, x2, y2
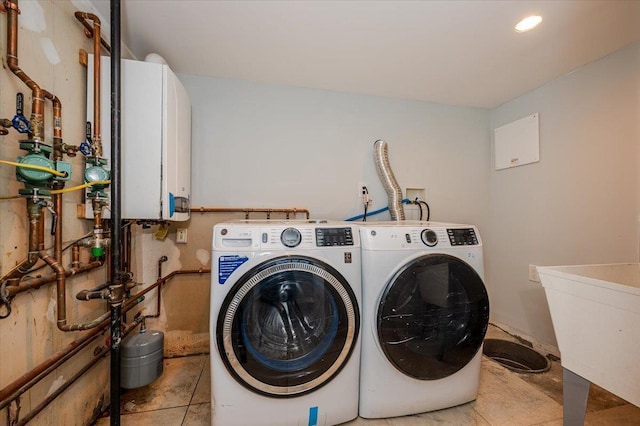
(377, 253, 489, 380)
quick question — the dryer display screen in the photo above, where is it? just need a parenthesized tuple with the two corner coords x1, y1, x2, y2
(316, 227, 354, 246)
(447, 228, 478, 246)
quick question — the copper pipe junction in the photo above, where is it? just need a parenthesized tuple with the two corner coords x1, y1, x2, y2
(74, 11, 111, 54)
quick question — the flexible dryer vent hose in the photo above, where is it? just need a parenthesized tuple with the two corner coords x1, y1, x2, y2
(373, 139, 405, 221)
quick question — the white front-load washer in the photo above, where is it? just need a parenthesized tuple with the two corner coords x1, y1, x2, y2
(358, 221, 489, 419)
(210, 220, 361, 426)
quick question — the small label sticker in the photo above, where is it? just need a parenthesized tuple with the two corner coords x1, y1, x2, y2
(344, 252, 352, 264)
(308, 406, 318, 426)
(218, 255, 248, 284)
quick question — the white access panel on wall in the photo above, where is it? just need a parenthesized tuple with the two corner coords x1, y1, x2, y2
(494, 113, 539, 170)
(86, 55, 191, 221)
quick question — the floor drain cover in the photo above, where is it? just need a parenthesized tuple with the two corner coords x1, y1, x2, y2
(483, 338, 550, 374)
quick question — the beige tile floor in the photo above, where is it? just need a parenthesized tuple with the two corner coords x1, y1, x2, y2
(96, 328, 640, 426)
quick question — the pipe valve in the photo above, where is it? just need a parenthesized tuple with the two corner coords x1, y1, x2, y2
(12, 93, 31, 134)
(85, 228, 110, 258)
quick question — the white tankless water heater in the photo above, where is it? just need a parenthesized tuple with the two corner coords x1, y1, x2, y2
(86, 54, 191, 221)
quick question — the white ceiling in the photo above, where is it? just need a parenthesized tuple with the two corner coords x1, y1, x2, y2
(88, 0, 640, 108)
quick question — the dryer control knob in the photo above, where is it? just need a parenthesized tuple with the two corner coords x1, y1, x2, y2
(281, 227, 302, 248)
(421, 229, 438, 247)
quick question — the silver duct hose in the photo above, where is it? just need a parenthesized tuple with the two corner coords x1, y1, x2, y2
(373, 139, 405, 221)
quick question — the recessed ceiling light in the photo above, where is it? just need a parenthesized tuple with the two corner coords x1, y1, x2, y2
(515, 15, 542, 33)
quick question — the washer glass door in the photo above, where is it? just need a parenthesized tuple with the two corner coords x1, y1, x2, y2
(377, 253, 489, 380)
(217, 256, 359, 397)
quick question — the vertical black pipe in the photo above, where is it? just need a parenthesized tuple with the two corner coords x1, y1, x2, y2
(109, 0, 122, 425)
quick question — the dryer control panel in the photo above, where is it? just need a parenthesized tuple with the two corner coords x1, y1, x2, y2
(316, 227, 354, 247)
(358, 221, 482, 250)
(446, 228, 478, 246)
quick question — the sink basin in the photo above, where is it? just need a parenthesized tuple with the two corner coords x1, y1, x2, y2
(537, 263, 640, 408)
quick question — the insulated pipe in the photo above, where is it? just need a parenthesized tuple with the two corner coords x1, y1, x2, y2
(5, 0, 45, 140)
(373, 140, 405, 221)
(109, 1, 123, 422)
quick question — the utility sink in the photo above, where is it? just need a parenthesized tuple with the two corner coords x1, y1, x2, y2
(538, 263, 640, 425)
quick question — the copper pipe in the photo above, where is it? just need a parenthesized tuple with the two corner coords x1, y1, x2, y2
(72, 245, 80, 268)
(0, 269, 208, 413)
(146, 256, 169, 319)
(74, 12, 111, 54)
(15, 344, 109, 426)
(43, 90, 63, 160)
(0, 200, 43, 284)
(39, 249, 106, 332)
(6, 261, 103, 297)
(44, 191, 108, 330)
(0, 279, 151, 411)
(0, 324, 107, 410)
(74, 12, 103, 157)
(92, 199, 103, 230)
(6, 0, 45, 140)
(190, 206, 311, 219)
(123, 268, 210, 314)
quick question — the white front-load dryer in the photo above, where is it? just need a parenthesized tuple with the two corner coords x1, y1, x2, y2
(210, 220, 361, 426)
(358, 221, 489, 419)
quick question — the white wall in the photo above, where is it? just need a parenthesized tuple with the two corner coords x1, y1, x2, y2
(488, 42, 640, 346)
(179, 75, 491, 229)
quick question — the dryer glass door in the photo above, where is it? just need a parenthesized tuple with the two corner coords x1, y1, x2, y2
(377, 253, 489, 380)
(217, 256, 359, 397)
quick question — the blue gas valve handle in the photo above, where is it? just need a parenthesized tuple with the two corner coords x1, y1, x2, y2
(79, 141, 93, 156)
(12, 93, 31, 134)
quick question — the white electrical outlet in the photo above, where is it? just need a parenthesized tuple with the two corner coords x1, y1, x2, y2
(406, 187, 426, 201)
(358, 182, 368, 199)
(176, 228, 188, 244)
(528, 264, 540, 282)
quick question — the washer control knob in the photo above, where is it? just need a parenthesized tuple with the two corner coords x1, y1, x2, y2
(281, 227, 302, 248)
(421, 229, 438, 247)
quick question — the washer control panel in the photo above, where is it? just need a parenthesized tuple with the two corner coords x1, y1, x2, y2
(316, 227, 354, 246)
(214, 222, 360, 251)
(447, 228, 478, 246)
